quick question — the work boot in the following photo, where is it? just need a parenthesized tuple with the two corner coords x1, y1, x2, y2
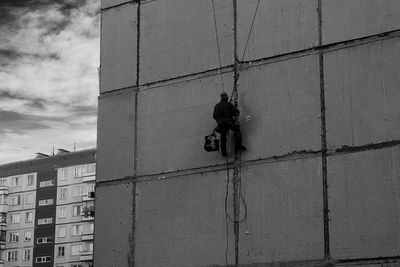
(235, 145, 246, 153)
(221, 149, 227, 157)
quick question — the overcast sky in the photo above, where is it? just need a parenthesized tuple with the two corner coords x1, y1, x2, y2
(0, 0, 100, 164)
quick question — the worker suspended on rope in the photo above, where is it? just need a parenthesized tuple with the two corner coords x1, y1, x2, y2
(213, 92, 246, 156)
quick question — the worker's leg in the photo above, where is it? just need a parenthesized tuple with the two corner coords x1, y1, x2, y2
(219, 125, 228, 156)
(230, 123, 246, 153)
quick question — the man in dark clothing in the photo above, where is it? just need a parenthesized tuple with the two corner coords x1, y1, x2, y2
(213, 92, 246, 156)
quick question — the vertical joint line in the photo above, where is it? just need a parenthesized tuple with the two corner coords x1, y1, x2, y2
(130, 1, 141, 267)
(318, 0, 330, 261)
(134, 0, 141, 176)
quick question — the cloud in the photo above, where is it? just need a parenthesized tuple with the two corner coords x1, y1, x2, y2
(0, 0, 99, 164)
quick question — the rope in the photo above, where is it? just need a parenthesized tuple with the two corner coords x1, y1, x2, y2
(240, 0, 261, 62)
(224, 156, 231, 266)
(211, 0, 226, 92)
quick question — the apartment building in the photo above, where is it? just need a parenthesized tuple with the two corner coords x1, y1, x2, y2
(54, 163, 95, 267)
(0, 148, 95, 267)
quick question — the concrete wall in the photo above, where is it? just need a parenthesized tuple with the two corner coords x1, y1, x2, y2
(96, 0, 400, 266)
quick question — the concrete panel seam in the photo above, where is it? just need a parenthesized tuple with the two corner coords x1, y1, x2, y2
(99, 85, 138, 97)
(203, 259, 327, 267)
(96, 139, 400, 187)
(99, 30, 400, 95)
(318, 0, 330, 261)
(328, 141, 400, 157)
(139, 64, 235, 92)
(101, 0, 139, 11)
(96, 150, 322, 187)
(95, 139, 400, 188)
(129, 0, 140, 266)
(336, 256, 400, 266)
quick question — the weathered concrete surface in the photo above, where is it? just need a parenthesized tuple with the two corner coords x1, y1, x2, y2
(100, 3, 137, 93)
(322, 0, 400, 45)
(137, 73, 234, 176)
(93, 183, 134, 267)
(135, 156, 323, 267)
(325, 38, 400, 148)
(239, 157, 324, 264)
(328, 147, 400, 259)
(97, 89, 135, 182)
(102, 0, 132, 10)
(97, 0, 400, 266)
(239, 55, 321, 162)
(140, 0, 233, 84)
(238, 0, 318, 62)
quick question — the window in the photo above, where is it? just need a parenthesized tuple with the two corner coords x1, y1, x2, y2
(7, 250, 18, 261)
(58, 207, 67, 218)
(27, 174, 34, 186)
(38, 217, 52, 225)
(0, 179, 7, 186)
(10, 213, 20, 224)
(0, 212, 6, 223)
(57, 246, 65, 257)
(36, 256, 51, 263)
(0, 230, 6, 242)
(37, 237, 52, 244)
(88, 184, 95, 194)
(39, 180, 54, 187)
(23, 249, 30, 260)
(9, 195, 21, 206)
(11, 176, 20, 187)
(0, 194, 6, 204)
(9, 232, 19, 243)
(71, 264, 83, 267)
(72, 205, 81, 217)
(72, 185, 83, 197)
(25, 211, 33, 222)
(38, 199, 53, 206)
(71, 224, 83, 236)
(85, 222, 94, 234)
(26, 193, 33, 204)
(71, 244, 82, 255)
(74, 166, 87, 178)
(24, 231, 32, 241)
(59, 168, 68, 180)
(58, 226, 66, 238)
(59, 188, 67, 199)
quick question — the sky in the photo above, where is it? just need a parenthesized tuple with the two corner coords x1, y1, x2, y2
(0, 0, 100, 164)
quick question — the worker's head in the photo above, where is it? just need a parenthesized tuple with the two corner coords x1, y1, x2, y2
(220, 92, 229, 102)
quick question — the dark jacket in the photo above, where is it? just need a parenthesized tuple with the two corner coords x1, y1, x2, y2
(213, 100, 239, 125)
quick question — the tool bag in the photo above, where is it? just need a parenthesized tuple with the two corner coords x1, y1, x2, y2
(204, 130, 219, 152)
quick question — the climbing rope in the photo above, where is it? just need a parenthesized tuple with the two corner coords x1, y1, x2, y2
(211, 0, 226, 92)
(241, 0, 261, 61)
(211, 0, 259, 265)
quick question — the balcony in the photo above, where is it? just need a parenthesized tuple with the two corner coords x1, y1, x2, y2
(0, 204, 7, 213)
(0, 187, 8, 194)
(82, 175, 95, 182)
(81, 233, 94, 241)
(82, 191, 95, 202)
(81, 206, 95, 221)
(80, 251, 93, 261)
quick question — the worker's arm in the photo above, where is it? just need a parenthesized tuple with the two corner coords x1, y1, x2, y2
(213, 105, 220, 120)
